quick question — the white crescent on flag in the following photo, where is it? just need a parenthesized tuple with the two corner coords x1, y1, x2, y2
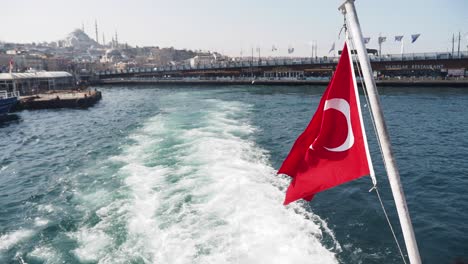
(323, 98, 354, 152)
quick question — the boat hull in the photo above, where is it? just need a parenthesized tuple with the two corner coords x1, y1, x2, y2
(0, 97, 18, 116)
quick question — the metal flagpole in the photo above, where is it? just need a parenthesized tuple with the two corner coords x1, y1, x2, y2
(379, 35, 382, 56)
(251, 47, 254, 79)
(338, 1, 422, 263)
(401, 38, 404, 56)
(452, 34, 455, 57)
(315, 42, 318, 59)
(311, 42, 314, 63)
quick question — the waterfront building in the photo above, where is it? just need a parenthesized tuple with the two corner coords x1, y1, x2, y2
(0, 71, 74, 95)
(100, 49, 124, 63)
(189, 53, 216, 68)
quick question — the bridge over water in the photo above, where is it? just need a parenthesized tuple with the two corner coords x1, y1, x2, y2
(95, 51, 468, 82)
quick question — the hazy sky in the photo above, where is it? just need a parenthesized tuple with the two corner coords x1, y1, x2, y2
(2, 0, 467, 56)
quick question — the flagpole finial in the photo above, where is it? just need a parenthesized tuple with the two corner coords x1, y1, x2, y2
(338, 0, 355, 14)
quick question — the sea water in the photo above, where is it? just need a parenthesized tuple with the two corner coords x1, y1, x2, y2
(0, 85, 467, 263)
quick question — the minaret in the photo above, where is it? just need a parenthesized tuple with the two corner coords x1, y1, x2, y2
(102, 33, 106, 47)
(115, 31, 119, 48)
(95, 20, 99, 44)
(81, 22, 85, 32)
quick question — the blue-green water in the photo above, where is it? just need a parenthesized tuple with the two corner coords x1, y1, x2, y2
(0, 85, 467, 264)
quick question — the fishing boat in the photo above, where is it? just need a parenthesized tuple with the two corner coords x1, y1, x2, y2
(0, 89, 20, 117)
(0, 58, 20, 118)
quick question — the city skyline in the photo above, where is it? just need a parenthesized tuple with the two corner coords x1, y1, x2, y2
(2, 0, 467, 57)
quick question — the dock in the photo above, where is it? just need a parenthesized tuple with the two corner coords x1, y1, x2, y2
(13, 90, 102, 111)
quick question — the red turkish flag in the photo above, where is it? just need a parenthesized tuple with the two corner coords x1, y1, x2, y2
(9, 58, 14, 73)
(278, 42, 372, 205)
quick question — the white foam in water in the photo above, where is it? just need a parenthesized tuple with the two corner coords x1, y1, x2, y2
(72, 96, 339, 263)
(34, 217, 49, 227)
(71, 227, 113, 262)
(28, 246, 61, 263)
(37, 204, 55, 213)
(0, 229, 34, 252)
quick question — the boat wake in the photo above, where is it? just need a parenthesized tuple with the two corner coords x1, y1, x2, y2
(29, 93, 340, 263)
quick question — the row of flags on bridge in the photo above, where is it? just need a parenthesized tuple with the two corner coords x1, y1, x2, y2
(329, 33, 421, 53)
(259, 33, 421, 55)
(373, 34, 421, 44)
(257, 46, 295, 54)
(270, 45, 295, 54)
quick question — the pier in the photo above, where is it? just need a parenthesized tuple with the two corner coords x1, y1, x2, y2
(13, 90, 102, 111)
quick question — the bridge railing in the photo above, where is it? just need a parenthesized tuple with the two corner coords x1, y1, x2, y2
(368, 51, 468, 62)
(96, 50, 468, 76)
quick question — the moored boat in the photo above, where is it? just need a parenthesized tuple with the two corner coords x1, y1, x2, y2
(0, 90, 20, 117)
